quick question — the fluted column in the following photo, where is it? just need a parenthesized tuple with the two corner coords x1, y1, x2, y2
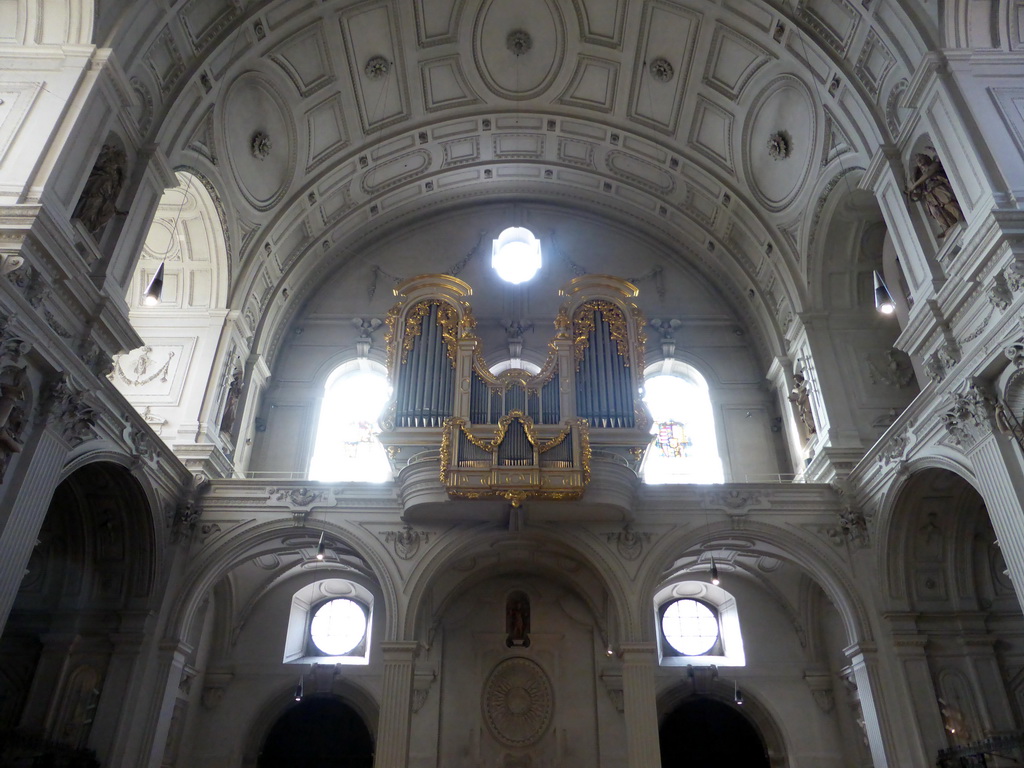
(375, 641, 418, 768)
(620, 642, 661, 768)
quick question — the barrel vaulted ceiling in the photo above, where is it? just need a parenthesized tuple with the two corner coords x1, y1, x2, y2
(105, 0, 932, 363)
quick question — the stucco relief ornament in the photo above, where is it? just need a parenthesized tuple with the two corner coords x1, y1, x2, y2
(707, 489, 763, 514)
(865, 349, 914, 388)
(382, 525, 429, 560)
(40, 377, 96, 445)
(939, 383, 996, 449)
(606, 525, 651, 560)
(648, 57, 674, 82)
(268, 487, 326, 507)
(905, 150, 964, 237)
(364, 56, 390, 79)
(111, 346, 175, 386)
(250, 131, 272, 160)
(483, 657, 553, 747)
(506, 30, 532, 56)
(767, 131, 790, 160)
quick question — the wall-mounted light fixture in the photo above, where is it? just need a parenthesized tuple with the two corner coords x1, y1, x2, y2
(873, 271, 895, 315)
(143, 263, 165, 306)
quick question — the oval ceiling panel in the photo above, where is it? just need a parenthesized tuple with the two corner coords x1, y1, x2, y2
(222, 74, 295, 212)
(474, 0, 565, 100)
(743, 76, 817, 212)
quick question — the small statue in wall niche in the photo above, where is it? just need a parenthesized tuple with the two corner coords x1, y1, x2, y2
(905, 151, 964, 238)
(219, 366, 244, 434)
(505, 591, 531, 648)
(72, 144, 129, 234)
(0, 366, 29, 481)
(788, 373, 817, 438)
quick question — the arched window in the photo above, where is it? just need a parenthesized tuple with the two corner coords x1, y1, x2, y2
(642, 363, 724, 484)
(284, 579, 374, 665)
(654, 581, 745, 667)
(308, 361, 391, 482)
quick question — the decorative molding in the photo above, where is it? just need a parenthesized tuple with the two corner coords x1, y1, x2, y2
(938, 382, 996, 450)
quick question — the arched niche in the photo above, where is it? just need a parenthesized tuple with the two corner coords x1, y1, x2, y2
(806, 173, 920, 442)
(115, 170, 234, 457)
(0, 462, 157, 761)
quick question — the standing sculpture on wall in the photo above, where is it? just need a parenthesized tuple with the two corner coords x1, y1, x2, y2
(789, 374, 816, 438)
(73, 144, 129, 234)
(905, 151, 964, 238)
(0, 366, 29, 481)
(505, 591, 531, 648)
(220, 366, 243, 434)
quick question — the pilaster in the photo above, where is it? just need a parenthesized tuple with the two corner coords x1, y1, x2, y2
(375, 641, 418, 768)
(619, 642, 661, 768)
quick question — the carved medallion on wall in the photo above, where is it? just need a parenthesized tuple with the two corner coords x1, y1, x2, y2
(483, 657, 553, 747)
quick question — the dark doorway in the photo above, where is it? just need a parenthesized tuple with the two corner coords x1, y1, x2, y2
(660, 697, 769, 766)
(258, 697, 374, 768)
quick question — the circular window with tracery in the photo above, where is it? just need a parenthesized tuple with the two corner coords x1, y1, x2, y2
(309, 598, 368, 656)
(661, 599, 720, 656)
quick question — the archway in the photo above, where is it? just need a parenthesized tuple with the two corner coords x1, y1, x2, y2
(0, 461, 156, 764)
(257, 696, 373, 768)
(660, 697, 769, 766)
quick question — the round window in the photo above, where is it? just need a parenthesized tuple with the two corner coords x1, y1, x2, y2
(309, 598, 367, 656)
(661, 599, 719, 655)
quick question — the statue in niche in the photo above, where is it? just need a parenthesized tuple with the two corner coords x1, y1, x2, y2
(0, 366, 29, 481)
(905, 151, 964, 237)
(219, 366, 243, 434)
(788, 374, 816, 438)
(505, 591, 531, 648)
(73, 144, 129, 234)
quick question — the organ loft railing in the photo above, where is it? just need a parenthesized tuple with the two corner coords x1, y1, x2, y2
(379, 274, 651, 507)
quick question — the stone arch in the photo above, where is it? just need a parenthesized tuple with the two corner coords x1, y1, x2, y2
(0, 461, 161, 759)
(165, 519, 398, 648)
(405, 528, 631, 645)
(640, 519, 873, 649)
(658, 678, 787, 767)
(240, 679, 379, 768)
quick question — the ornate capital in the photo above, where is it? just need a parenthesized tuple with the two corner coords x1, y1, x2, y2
(939, 382, 997, 449)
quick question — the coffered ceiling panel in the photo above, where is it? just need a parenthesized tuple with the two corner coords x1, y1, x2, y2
(267, 22, 336, 98)
(702, 24, 775, 101)
(420, 56, 482, 112)
(414, 0, 466, 46)
(557, 56, 619, 114)
(571, 0, 627, 47)
(304, 94, 350, 172)
(628, 0, 701, 135)
(472, 0, 566, 100)
(339, 0, 410, 132)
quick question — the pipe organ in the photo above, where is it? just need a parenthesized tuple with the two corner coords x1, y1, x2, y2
(380, 274, 651, 507)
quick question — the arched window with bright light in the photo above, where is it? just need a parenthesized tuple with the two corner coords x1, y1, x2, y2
(309, 361, 392, 482)
(642, 363, 724, 484)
